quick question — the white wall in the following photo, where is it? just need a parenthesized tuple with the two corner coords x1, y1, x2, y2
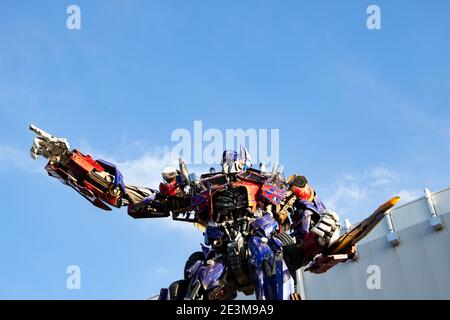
(302, 188, 450, 300)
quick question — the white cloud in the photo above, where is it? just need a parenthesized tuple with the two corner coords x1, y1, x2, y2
(321, 166, 421, 223)
(0, 144, 43, 174)
(367, 166, 399, 187)
(87, 145, 207, 238)
(116, 151, 179, 188)
(325, 176, 367, 212)
(397, 189, 422, 203)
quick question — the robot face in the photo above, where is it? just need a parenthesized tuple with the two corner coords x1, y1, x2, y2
(222, 161, 244, 174)
(221, 147, 252, 174)
(221, 150, 241, 173)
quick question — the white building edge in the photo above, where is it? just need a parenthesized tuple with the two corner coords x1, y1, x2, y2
(299, 186, 450, 299)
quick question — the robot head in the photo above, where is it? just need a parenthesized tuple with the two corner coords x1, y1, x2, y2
(221, 146, 252, 174)
(221, 150, 240, 173)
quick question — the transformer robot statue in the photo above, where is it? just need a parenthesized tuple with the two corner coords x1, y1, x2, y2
(28, 125, 400, 300)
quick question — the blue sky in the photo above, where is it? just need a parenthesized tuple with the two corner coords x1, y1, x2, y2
(0, 0, 449, 299)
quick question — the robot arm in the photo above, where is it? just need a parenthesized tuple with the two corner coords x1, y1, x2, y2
(289, 175, 341, 247)
(299, 192, 400, 274)
(287, 174, 347, 272)
(29, 124, 175, 218)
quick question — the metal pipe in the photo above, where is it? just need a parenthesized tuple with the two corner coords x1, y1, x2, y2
(424, 188, 444, 231)
(424, 188, 437, 217)
(385, 211, 400, 246)
(385, 211, 395, 232)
